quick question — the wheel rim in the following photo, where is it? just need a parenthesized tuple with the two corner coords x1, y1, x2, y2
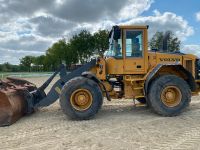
(70, 89, 93, 111)
(161, 86, 182, 107)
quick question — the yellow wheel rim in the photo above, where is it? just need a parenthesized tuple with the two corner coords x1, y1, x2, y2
(161, 86, 182, 107)
(70, 89, 93, 111)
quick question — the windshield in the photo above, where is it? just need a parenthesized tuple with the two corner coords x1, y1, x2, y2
(105, 30, 122, 58)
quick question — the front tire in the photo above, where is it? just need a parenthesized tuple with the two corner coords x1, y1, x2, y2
(60, 76, 103, 120)
(148, 75, 191, 116)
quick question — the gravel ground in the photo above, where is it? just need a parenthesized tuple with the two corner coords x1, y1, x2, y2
(1, 77, 200, 150)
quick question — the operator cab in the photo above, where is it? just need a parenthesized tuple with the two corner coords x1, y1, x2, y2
(105, 25, 148, 74)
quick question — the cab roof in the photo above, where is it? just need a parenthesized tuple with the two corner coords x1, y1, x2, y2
(119, 25, 149, 29)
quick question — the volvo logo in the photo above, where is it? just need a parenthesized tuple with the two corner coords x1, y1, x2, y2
(160, 58, 181, 62)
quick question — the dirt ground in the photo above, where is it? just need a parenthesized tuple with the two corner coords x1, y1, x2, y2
(1, 77, 200, 150)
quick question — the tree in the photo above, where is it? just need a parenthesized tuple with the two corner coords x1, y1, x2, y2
(44, 39, 67, 70)
(150, 31, 181, 52)
(93, 30, 109, 55)
(47, 39, 66, 63)
(63, 43, 79, 66)
(0, 63, 21, 72)
(32, 55, 45, 71)
(70, 30, 95, 63)
(45, 39, 79, 69)
(20, 56, 36, 72)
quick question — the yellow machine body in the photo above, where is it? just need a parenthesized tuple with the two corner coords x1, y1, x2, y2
(94, 25, 200, 100)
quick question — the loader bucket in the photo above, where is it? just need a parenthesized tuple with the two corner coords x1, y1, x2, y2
(0, 77, 36, 126)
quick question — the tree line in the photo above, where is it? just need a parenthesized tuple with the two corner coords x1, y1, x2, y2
(21, 30, 109, 72)
(0, 30, 180, 72)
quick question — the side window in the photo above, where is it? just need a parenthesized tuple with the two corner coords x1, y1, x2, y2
(114, 39, 122, 58)
(107, 37, 122, 58)
(125, 30, 143, 57)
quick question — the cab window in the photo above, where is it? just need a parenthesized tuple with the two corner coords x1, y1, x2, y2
(125, 30, 143, 57)
(106, 38, 122, 58)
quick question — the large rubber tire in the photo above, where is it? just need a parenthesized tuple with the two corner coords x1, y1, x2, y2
(148, 75, 191, 116)
(60, 76, 103, 120)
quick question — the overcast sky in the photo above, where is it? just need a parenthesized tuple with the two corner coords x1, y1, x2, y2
(0, 0, 200, 64)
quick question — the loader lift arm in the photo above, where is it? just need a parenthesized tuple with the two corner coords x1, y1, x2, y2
(27, 59, 97, 112)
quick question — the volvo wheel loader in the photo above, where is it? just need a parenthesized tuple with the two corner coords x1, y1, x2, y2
(1, 25, 200, 126)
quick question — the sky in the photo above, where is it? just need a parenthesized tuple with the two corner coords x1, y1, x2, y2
(0, 0, 200, 64)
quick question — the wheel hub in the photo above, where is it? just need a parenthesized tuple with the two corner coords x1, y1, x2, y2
(76, 94, 88, 106)
(161, 86, 182, 107)
(70, 89, 93, 111)
(165, 90, 175, 101)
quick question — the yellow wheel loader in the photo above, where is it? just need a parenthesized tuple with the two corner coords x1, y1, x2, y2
(1, 25, 200, 126)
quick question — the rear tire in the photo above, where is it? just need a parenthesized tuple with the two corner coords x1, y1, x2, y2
(60, 76, 103, 120)
(148, 75, 191, 116)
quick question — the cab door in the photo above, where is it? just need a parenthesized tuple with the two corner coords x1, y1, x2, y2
(123, 28, 148, 74)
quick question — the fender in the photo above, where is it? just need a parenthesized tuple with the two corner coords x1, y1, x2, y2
(145, 64, 196, 94)
(81, 72, 111, 101)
